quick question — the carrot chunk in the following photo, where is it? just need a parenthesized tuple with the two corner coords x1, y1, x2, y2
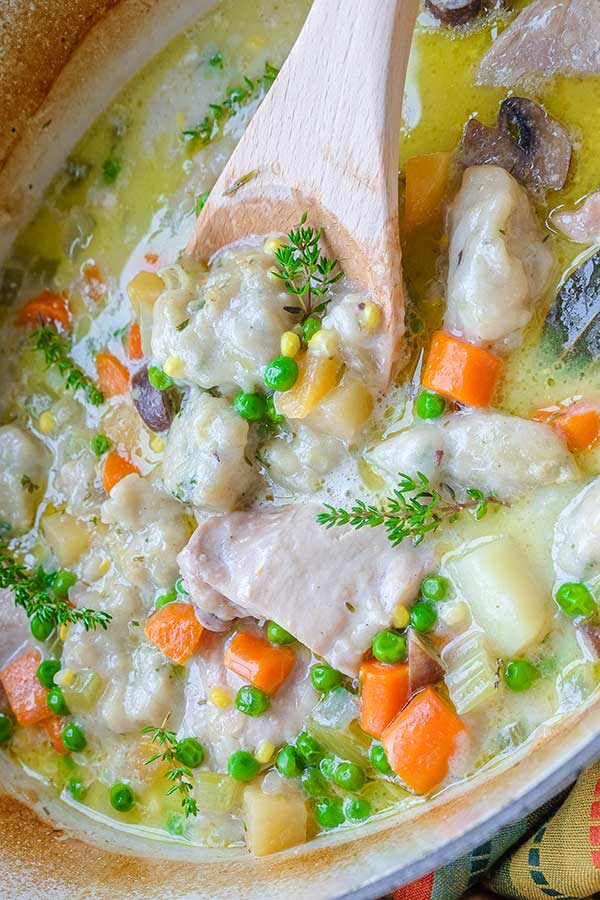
(144, 602, 204, 665)
(17, 291, 71, 330)
(45, 715, 68, 754)
(382, 686, 467, 795)
(224, 632, 295, 695)
(553, 402, 600, 452)
(96, 352, 130, 397)
(422, 331, 501, 408)
(82, 262, 105, 302)
(102, 451, 140, 494)
(128, 323, 143, 360)
(404, 152, 450, 231)
(359, 660, 409, 739)
(0, 650, 51, 726)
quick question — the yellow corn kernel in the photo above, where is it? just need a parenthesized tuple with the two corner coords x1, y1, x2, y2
(255, 740, 275, 764)
(59, 623, 70, 642)
(54, 667, 75, 687)
(391, 603, 410, 629)
(263, 236, 285, 256)
(150, 435, 165, 453)
(359, 301, 382, 331)
(126, 271, 165, 312)
(308, 329, 339, 358)
(163, 355, 185, 378)
(37, 410, 55, 434)
(280, 331, 301, 358)
(209, 687, 232, 708)
(97, 558, 110, 576)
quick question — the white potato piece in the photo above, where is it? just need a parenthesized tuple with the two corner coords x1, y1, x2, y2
(0, 425, 50, 536)
(243, 784, 307, 856)
(446, 166, 552, 346)
(162, 388, 256, 511)
(552, 478, 600, 583)
(445, 536, 552, 658)
(42, 512, 92, 567)
(305, 374, 373, 443)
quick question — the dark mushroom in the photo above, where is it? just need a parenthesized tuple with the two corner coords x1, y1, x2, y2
(131, 365, 179, 433)
(460, 97, 572, 190)
(425, 0, 482, 26)
(408, 630, 444, 695)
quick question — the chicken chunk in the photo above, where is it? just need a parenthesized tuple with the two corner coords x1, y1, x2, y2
(178, 504, 431, 676)
(0, 425, 50, 536)
(0, 590, 30, 667)
(552, 191, 600, 244)
(552, 479, 600, 583)
(446, 166, 552, 346)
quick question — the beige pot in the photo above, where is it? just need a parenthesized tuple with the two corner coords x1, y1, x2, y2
(1, 3, 599, 898)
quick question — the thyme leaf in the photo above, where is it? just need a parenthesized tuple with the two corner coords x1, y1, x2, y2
(142, 722, 198, 818)
(30, 326, 104, 406)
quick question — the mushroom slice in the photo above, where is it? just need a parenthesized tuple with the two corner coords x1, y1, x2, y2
(131, 365, 178, 433)
(460, 97, 572, 190)
(425, 0, 482, 26)
(408, 630, 444, 695)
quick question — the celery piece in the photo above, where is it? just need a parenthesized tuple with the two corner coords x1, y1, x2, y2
(441, 628, 496, 715)
(360, 779, 409, 814)
(62, 670, 104, 714)
(195, 771, 242, 814)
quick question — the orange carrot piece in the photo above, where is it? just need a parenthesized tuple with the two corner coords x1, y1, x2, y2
(0, 650, 51, 726)
(82, 262, 105, 301)
(422, 331, 501, 408)
(17, 291, 71, 330)
(224, 632, 295, 695)
(45, 715, 68, 754)
(128, 323, 143, 360)
(102, 451, 140, 494)
(359, 660, 409, 739)
(144, 602, 204, 665)
(382, 686, 467, 795)
(144, 252, 159, 266)
(404, 152, 450, 231)
(553, 402, 600, 452)
(96, 352, 130, 397)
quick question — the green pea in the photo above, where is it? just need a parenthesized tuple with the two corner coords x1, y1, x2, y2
(227, 750, 260, 782)
(410, 601, 438, 633)
(371, 630, 407, 664)
(175, 737, 205, 768)
(555, 582, 597, 618)
(66, 777, 86, 802)
(235, 685, 270, 717)
(91, 434, 111, 457)
(53, 570, 77, 598)
(503, 660, 539, 692)
(369, 742, 394, 776)
(333, 762, 365, 793)
(344, 796, 371, 822)
(264, 356, 299, 392)
(30, 613, 54, 642)
(315, 797, 345, 829)
(0, 712, 15, 744)
(301, 765, 326, 797)
(62, 723, 87, 752)
(155, 588, 177, 610)
(47, 687, 70, 717)
(36, 658, 61, 689)
(147, 366, 174, 391)
(233, 390, 267, 422)
(276, 745, 304, 778)
(166, 810, 186, 837)
(265, 394, 285, 424)
(109, 782, 136, 812)
(295, 731, 323, 765)
(415, 390, 445, 420)
(310, 664, 343, 692)
(302, 317, 321, 342)
(421, 575, 449, 602)
(266, 621, 295, 645)
(319, 754, 337, 781)
(175, 576, 189, 596)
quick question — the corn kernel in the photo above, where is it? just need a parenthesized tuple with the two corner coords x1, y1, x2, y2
(439, 600, 470, 628)
(280, 331, 301, 358)
(59, 623, 70, 642)
(263, 236, 285, 257)
(391, 603, 410, 629)
(127, 271, 165, 312)
(54, 667, 75, 687)
(359, 301, 382, 331)
(150, 435, 165, 453)
(37, 410, 55, 434)
(163, 356, 185, 378)
(308, 329, 339, 357)
(209, 687, 232, 708)
(255, 740, 275, 764)
(97, 559, 110, 576)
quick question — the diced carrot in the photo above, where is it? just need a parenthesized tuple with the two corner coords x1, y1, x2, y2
(224, 632, 295, 695)
(422, 331, 501, 408)
(102, 451, 140, 493)
(359, 660, 409, 739)
(144, 252, 159, 266)
(96, 352, 130, 397)
(128, 323, 143, 360)
(382, 686, 467, 795)
(45, 715, 68, 754)
(17, 291, 71, 330)
(144, 602, 204, 665)
(82, 262, 105, 302)
(553, 402, 600, 452)
(404, 152, 450, 231)
(0, 650, 51, 726)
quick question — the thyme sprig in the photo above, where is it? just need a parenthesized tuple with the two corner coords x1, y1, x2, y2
(142, 722, 198, 818)
(182, 61, 279, 146)
(0, 546, 111, 631)
(272, 213, 344, 322)
(31, 327, 104, 406)
(317, 472, 502, 547)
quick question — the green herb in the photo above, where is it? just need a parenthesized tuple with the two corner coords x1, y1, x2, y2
(142, 723, 198, 817)
(31, 327, 104, 406)
(317, 472, 502, 547)
(195, 192, 210, 215)
(208, 51, 224, 69)
(102, 158, 121, 184)
(271, 213, 343, 322)
(20, 475, 39, 494)
(223, 169, 258, 196)
(175, 318, 190, 332)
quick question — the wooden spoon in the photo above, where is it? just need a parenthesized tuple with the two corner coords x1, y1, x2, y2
(188, 0, 419, 389)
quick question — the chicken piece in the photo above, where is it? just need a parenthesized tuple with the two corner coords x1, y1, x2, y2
(0, 590, 30, 668)
(552, 478, 600, 583)
(0, 425, 50, 537)
(446, 166, 552, 346)
(476, 0, 600, 87)
(178, 505, 431, 676)
(552, 191, 600, 244)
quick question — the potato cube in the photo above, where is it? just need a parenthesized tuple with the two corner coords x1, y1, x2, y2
(243, 785, 307, 856)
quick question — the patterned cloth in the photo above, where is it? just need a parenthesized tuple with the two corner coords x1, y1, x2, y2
(384, 762, 600, 900)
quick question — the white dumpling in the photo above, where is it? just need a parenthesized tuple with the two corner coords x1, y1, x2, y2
(366, 421, 445, 484)
(552, 478, 600, 583)
(446, 166, 552, 346)
(0, 425, 50, 536)
(262, 425, 343, 493)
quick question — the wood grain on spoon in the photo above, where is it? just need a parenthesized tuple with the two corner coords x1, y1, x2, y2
(188, 0, 419, 389)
